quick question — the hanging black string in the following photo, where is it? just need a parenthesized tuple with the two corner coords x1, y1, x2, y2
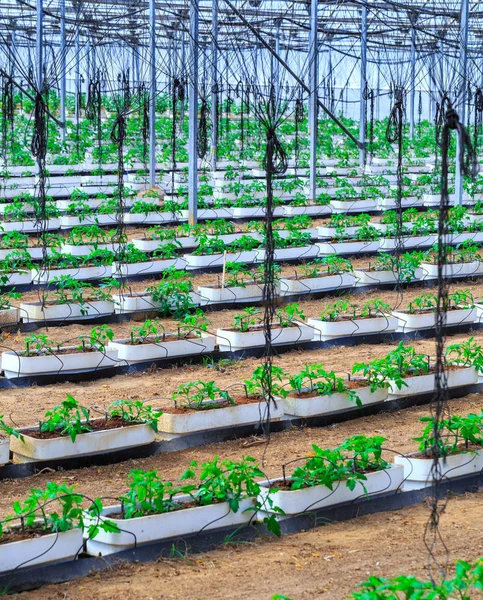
(368, 89, 375, 164)
(171, 78, 182, 193)
(31, 92, 49, 269)
(245, 82, 251, 149)
(424, 97, 478, 582)
(85, 79, 100, 121)
(85, 77, 102, 167)
(386, 87, 406, 303)
(294, 95, 304, 166)
(197, 97, 208, 159)
(473, 88, 483, 155)
(467, 83, 472, 129)
(418, 90, 422, 132)
(434, 99, 443, 170)
(122, 70, 131, 112)
(212, 80, 219, 154)
(1, 75, 14, 165)
(252, 83, 288, 444)
(141, 84, 149, 166)
(236, 81, 244, 154)
(362, 85, 371, 169)
(225, 83, 232, 139)
(110, 111, 127, 273)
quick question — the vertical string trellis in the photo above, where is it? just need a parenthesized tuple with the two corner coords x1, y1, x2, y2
(171, 77, 184, 194)
(1, 74, 14, 170)
(85, 75, 102, 168)
(424, 95, 478, 582)
(385, 87, 406, 307)
(258, 84, 288, 443)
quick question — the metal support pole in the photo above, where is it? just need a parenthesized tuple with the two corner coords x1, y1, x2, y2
(328, 45, 333, 111)
(308, 0, 318, 202)
(376, 49, 381, 120)
(60, 0, 66, 141)
(359, 4, 367, 167)
(455, 0, 470, 206)
(86, 42, 91, 97)
(36, 0, 44, 91)
(210, 0, 218, 171)
(75, 23, 81, 118)
(188, 0, 199, 225)
(149, 0, 156, 186)
(180, 29, 186, 126)
(428, 51, 435, 123)
(10, 29, 16, 79)
(274, 20, 281, 104)
(409, 25, 416, 140)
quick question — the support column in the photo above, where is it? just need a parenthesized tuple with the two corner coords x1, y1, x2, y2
(359, 4, 367, 167)
(36, 0, 44, 91)
(180, 29, 186, 126)
(274, 20, 281, 104)
(328, 44, 333, 112)
(308, 0, 318, 202)
(75, 23, 81, 118)
(188, 0, 199, 225)
(428, 50, 435, 123)
(210, 0, 218, 171)
(10, 29, 16, 79)
(60, 0, 66, 141)
(86, 42, 90, 97)
(376, 49, 381, 120)
(455, 0, 469, 206)
(409, 22, 417, 140)
(149, 0, 156, 186)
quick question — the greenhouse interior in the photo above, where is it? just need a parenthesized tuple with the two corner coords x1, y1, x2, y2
(1, 0, 483, 598)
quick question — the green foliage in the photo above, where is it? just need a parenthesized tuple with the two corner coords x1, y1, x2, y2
(288, 363, 362, 407)
(352, 557, 483, 599)
(40, 394, 91, 442)
(243, 365, 288, 399)
(288, 436, 389, 493)
(172, 380, 234, 410)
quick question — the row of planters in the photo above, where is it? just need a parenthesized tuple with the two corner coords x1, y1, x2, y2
(0, 456, 281, 571)
(310, 289, 479, 338)
(2, 337, 481, 460)
(4, 233, 483, 292)
(2, 290, 482, 378)
(1, 248, 479, 328)
(15, 204, 481, 261)
(5, 211, 483, 287)
(213, 290, 481, 350)
(4, 181, 473, 230)
(0, 311, 216, 377)
(4, 407, 483, 571)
